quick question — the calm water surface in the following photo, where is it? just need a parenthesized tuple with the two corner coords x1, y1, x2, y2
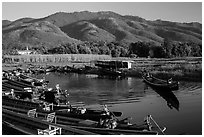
(37, 73, 202, 135)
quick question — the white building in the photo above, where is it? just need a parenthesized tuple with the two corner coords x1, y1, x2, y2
(17, 47, 33, 55)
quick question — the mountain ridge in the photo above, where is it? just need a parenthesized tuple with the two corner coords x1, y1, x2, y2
(2, 11, 202, 51)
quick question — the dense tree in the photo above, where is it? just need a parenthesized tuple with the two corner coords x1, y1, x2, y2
(77, 44, 91, 54)
(90, 46, 100, 54)
(162, 38, 173, 58)
(98, 45, 111, 55)
(150, 46, 166, 58)
(119, 46, 128, 57)
(129, 42, 150, 57)
(2, 39, 201, 58)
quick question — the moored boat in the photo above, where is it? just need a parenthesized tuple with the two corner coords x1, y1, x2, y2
(2, 95, 122, 121)
(2, 108, 97, 135)
(142, 73, 179, 91)
(2, 106, 159, 135)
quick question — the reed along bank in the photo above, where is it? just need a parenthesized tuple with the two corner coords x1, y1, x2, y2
(2, 54, 202, 82)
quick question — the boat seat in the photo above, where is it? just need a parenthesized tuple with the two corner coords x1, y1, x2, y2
(42, 112, 56, 123)
(27, 108, 37, 118)
(37, 125, 61, 135)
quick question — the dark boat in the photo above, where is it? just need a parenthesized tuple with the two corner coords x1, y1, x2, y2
(2, 106, 158, 135)
(2, 95, 122, 121)
(2, 108, 97, 135)
(142, 74, 179, 91)
(3, 78, 34, 88)
(98, 68, 125, 78)
(45, 66, 56, 73)
(18, 74, 47, 86)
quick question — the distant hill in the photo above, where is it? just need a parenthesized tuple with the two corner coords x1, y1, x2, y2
(2, 20, 12, 27)
(2, 11, 202, 51)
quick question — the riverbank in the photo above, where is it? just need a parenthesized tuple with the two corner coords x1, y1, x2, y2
(2, 57, 202, 82)
(124, 57, 202, 82)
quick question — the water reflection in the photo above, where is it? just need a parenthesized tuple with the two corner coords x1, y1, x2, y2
(41, 73, 181, 110)
(155, 89, 179, 111)
(35, 73, 201, 135)
(144, 84, 179, 111)
(39, 73, 147, 105)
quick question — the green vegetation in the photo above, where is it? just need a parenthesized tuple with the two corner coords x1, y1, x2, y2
(124, 57, 202, 81)
(4, 39, 201, 60)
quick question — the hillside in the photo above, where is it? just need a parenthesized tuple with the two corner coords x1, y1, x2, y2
(2, 11, 202, 51)
(2, 20, 80, 50)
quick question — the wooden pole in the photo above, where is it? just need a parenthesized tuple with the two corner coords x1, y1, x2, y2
(149, 115, 166, 135)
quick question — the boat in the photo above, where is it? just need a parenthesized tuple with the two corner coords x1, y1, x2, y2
(3, 77, 34, 89)
(98, 68, 125, 78)
(2, 95, 123, 121)
(2, 108, 97, 135)
(2, 106, 159, 135)
(142, 74, 179, 91)
(18, 73, 48, 86)
(3, 71, 47, 87)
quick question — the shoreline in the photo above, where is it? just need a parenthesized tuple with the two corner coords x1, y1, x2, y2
(2, 57, 202, 82)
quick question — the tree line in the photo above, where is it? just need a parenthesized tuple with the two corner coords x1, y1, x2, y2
(3, 39, 202, 58)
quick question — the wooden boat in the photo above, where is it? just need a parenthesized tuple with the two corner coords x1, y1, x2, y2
(2, 106, 158, 135)
(97, 68, 126, 79)
(142, 74, 179, 91)
(2, 108, 97, 135)
(3, 82, 27, 91)
(3, 78, 34, 88)
(2, 95, 122, 121)
(18, 73, 47, 86)
(45, 66, 56, 73)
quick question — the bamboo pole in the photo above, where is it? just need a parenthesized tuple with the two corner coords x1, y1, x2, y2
(149, 115, 166, 135)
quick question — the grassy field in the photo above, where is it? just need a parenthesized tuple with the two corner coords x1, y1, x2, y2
(123, 57, 202, 81)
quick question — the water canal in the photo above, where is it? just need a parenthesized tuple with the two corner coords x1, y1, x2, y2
(36, 72, 202, 135)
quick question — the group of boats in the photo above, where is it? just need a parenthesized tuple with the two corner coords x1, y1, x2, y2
(2, 67, 180, 135)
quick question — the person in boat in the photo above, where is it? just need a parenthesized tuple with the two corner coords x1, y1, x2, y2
(31, 82, 35, 86)
(109, 118, 118, 129)
(144, 115, 152, 131)
(167, 78, 173, 84)
(80, 107, 87, 114)
(74, 107, 87, 114)
(55, 84, 62, 95)
(146, 72, 152, 78)
(10, 89, 16, 99)
(103, 105, 110, 115)
(98, 116, 118, 129)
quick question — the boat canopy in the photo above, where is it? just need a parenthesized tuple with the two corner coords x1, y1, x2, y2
(95, 60, 134, 69)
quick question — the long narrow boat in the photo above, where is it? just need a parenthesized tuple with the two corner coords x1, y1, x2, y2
(2, 108, 97, 135)
(98, 68, 124, 77)
(18, 73, 47, 86)
(2, 83, 25, 91)
(2, 95, 122, 121)
(2, 106, 158, 135)
(3, 78, 34, 88)
(142, 74, 179, 91)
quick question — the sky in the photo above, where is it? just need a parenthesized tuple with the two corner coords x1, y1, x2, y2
(2, 1, 202, 23)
